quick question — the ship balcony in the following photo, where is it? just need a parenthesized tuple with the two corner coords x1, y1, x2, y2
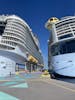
(5, 26, 26, 35)
(3, 30, 26, 40)
(2, 35, 25, 44)
(4, 29, 26, 38)
(0, 43, 15, 50)
(1, 39, 25, 48)
(6, 22, 26, 32)
(2, 33, 25, 42)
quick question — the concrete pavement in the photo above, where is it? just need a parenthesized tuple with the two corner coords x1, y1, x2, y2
(0, 72, 75, 100)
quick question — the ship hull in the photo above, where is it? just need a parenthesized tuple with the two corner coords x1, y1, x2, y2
(51, 53, 75, 77)
(0, 49, 27, 77)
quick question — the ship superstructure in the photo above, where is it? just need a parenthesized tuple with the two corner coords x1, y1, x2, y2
(45, 16, 75, 77)
(0, 15, 44, 77)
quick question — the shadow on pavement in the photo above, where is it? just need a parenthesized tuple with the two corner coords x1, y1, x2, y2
(55, 76, 75, 84)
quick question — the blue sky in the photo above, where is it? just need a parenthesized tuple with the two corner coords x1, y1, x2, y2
(0, 0, 75, 68)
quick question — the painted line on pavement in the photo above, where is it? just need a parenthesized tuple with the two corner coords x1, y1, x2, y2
(0, 80, 10, 82)
(0, 81, 18, 86)
(0, 92, 19, 100)
(10, 83, 28, 88)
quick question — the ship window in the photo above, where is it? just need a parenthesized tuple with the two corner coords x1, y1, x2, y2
(0, 22, 6, 35)
(60, 40, 75, 54)
(3, 66, 6, 69)
(50, 18, 53, 21)
(58, 34, 73, 40)
(51, 45, 59, 56)
(51, 40, 75, 56)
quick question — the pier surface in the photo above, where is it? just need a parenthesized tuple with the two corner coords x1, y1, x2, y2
(0, 72, 75, 100)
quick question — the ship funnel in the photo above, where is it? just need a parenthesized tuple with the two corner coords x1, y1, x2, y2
(45, 17, 59, 30)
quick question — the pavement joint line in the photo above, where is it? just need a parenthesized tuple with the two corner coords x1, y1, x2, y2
(41, 79, 75, 93)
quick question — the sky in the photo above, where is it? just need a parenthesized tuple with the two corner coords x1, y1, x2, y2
(0, 0, 75, 68)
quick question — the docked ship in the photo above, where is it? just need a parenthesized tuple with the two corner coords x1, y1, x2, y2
(0, 15, 44, 77)
(45, 16, 75, 77)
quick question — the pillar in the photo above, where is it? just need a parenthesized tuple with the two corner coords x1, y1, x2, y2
(31, 64, 33, 72)
(35, 64, 37, 71)
(25, 62, 27, 70)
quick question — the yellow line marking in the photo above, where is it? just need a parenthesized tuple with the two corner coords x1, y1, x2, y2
(41, 79, 75, 93)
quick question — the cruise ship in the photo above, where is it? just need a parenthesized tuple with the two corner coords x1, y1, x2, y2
(0, 15, 44, 77)
(45, 16, 75, 77)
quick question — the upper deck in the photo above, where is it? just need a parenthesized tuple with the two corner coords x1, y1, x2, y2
(46, 16, 75, 46)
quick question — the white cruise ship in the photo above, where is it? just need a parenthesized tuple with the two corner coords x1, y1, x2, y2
(0, 15, 44, 77)
(45, 16, 75, 77)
